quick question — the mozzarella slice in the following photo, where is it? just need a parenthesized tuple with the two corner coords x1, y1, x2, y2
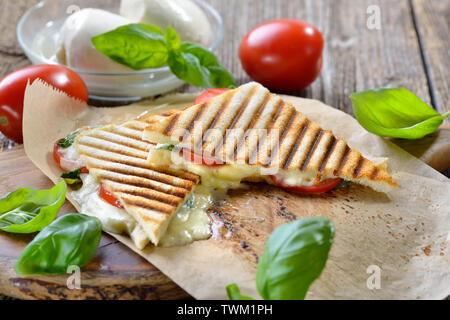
(56, 8, 134, 72)
(120, 0, 212, 46)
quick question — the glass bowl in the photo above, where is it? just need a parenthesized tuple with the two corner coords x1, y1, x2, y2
(17, 0, 224, 103)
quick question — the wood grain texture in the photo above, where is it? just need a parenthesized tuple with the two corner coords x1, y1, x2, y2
(0, 0, 447, 148)
(0, 147, 191, 300)
(411, 0, 450, 121)
(207, 0, 431, 111)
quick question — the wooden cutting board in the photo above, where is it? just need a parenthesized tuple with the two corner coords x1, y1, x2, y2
(0, 125, 448, 300)
(0, 147, 191, 300)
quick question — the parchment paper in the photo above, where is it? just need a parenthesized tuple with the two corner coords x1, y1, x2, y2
(23, 80, 449, 300)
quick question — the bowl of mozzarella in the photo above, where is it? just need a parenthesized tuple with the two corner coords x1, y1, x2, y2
(17, 0, 224, 102)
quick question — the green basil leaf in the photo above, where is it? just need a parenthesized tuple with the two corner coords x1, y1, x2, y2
(166, 26, 181, 51)
(61, 169, 82, 185)
(350, 88, 450, 139)
(183, 195, 195, 209)
(15, 214, 102, 275)
(92, 24, 168, 70)
(57, 131, 80, 148)
(0, 181, 66, 234)
(256, 217, 335, 300)
(157, 143, 176, 151)
(337, 180, 352, 188)
(226, 284, 255, 300)
(168, 42, 236, 89)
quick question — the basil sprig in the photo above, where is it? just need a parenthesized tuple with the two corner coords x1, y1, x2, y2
(156, 143, 177, 151)
(15, 214, 102, 275)
(0, 181, 66, 234)
(57, 131, 80, 148)
(227, 217, 335, 300)
(350, 88, 450, 139)
(92, 24, 236, 89)
(61, 169, 82, 185)
(91, 24, 168, 70)
(226, 284, 255, 300)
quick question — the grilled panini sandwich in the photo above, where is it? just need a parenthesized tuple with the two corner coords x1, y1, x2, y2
(143, 82, 397, 193)
(55, 115, 209, 249)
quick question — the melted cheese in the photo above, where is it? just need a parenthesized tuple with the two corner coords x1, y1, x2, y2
(71, 174, 150, 249)
(59, 143, 86, 172)
(148, 148, 321, 189)
(159, 185, 213, 247)
(70, 168, 212, 248)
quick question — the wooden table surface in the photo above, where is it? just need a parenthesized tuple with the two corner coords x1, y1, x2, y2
(0, 0, 449, 300)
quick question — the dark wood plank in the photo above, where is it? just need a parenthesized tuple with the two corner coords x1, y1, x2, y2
(411, 0, 450, 122)
(0, 0, 40, 55)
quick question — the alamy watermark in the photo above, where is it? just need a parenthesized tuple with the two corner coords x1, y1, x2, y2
(366, 265, 381, 289)
(67, 265, 81, 290)
(367, 5, 382, 30)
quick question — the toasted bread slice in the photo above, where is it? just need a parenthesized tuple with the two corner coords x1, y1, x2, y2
(143, 82, 397, 193)
(74, 116, 200, 245)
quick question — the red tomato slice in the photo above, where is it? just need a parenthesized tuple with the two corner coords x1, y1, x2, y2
(195, 88, 230, 104)
(99, 184, 124, 209)
(53, 142, 89, 173)
(0, 65, 88, 144)
(269, 175, 342, 194)
(181, 149, 225, 167)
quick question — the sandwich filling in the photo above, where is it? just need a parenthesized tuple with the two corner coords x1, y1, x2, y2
(143, 82, 397, 194)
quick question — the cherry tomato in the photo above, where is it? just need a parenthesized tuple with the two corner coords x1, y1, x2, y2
(0, 65, 88, 143)
(181, 149, 225, 167)
(195, 88, 230, 104)
(269, 175, 342, 194)
(239, 19, 324, 91)
(53, 141, 89, 173)
(99, 184, 124, 209)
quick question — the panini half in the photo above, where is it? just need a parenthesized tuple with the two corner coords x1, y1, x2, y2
(143, 82, 397, 193)
(54, 115, 204, 248)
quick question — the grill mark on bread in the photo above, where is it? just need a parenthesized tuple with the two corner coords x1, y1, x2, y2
(371, 167, 380, 180)
(278, 117, 308, 169)
(164, 113, 180, 135)
(200, 89, 240, 151)
(78, 140, 148, 160)
(88, 161, 196, 190)
(216, 88, 256, 157)
(187, 103, 207, 135)
(117, 190, 183, 207)
(104, 180, 184, 206)
(88, 133, 150, 152)
(301, 129, 323, 171)
(283, 121, 309, 169)
(243, 99, 285, 164)
(229, 88, 265, 131)
(111, 128, 146, 142)
(319, 136, 337, 173)
(353, 156, 364, 178)
(263, 105, 296, 167)
(336, 145, 350, 175)
(117, 195, 173, 215)
(231, 92, 274, 160)
(97, 173, 189, 198)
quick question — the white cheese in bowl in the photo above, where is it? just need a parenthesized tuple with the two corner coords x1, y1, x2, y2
(56, 8, 134, 72)
(120, 0, 212, 46)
